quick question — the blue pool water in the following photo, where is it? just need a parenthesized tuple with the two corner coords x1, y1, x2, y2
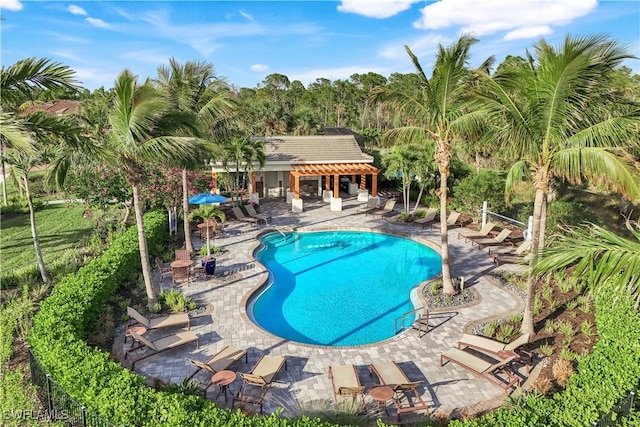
(250, 230, 441, 346)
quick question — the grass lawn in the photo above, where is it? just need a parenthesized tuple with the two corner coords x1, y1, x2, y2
(1, 203, 95, 278)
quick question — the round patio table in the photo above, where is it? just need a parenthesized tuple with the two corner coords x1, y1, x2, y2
(369, 385, 394, 415)
(170, 259, 193, 269)
(211, 370, 236, 402)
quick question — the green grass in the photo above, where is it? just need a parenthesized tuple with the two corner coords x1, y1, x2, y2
(1, 204, 95, 277)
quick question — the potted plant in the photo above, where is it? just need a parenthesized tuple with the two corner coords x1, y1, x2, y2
(188, 205, 225, 258)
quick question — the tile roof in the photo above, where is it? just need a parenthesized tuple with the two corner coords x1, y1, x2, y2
(256, 135, 373, 164)
(22, 100, 79, 116)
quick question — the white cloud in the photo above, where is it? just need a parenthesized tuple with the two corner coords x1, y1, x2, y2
(239, 9, 254, 21)
(121, 50, 170, 65)
(251, 64, 269, 72)
(67, 5, 87, 16)
(86, 17, 111, 29)
(337, 0, 419, 19)
(413, 0, 598, 40)
(0, 0, 22, 11)
(379, 34, 451, 60)
(51, 50, 84, 63)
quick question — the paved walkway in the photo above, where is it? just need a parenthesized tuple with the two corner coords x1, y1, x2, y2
(125, 196, 526, 422)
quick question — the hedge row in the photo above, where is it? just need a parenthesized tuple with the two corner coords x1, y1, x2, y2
(451, 282, 640, 427)
(29, 211, 334, 427)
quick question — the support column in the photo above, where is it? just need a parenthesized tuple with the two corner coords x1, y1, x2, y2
(351, 174, 356, 183)
(360, 174, 366, 190)
(294, 175, 300, 199)
(325, 175, 331, 191)
(333, 174, 340, 198)
(211, 171, 218, 193)
(250, 172, 256, 193)
(371, 173, 378, 197)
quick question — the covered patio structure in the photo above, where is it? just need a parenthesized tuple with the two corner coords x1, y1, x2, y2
(288, 163, 378, 200)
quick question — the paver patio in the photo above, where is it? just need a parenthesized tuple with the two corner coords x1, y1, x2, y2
(123, 195, 526, 422)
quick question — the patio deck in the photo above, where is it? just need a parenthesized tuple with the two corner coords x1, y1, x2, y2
(122, 196, 527, 422)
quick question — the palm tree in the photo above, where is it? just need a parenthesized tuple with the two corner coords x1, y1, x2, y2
(474, 34, 640, 334)
(220, 136, 266, 204)
(533, 222, 640, 308)
(380, 35, 487, 295)
(154, 59, 234, 253)
(383, 145, 418, 214)
(188, 205, 225, 257)
(104, 69, 208, 306)
(1, 58, 82, 283)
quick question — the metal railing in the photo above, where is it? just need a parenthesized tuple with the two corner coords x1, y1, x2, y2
(28, 348, 117, 427)
(394, 307, 429, 338)
(481, 201, 533, 241)
(592, 388, 637, 427)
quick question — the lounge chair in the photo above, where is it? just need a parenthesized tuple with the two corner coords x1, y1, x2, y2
(245, 204, 271, 225)
(494, 252, 533, 267)
(412, 208, 438, 228)
(440, 348, 520, 393)
(469, 229, 513, 250)
(457, 222, 497, 242)
(126, 330, 199, 369)
(175, 249, 192, 260)
(430, 211, 462, 230)
(458, 333, 532, 373)
(126, 307, 190, 331)
(231, 206, 259, 225)
(155, 258, 172, 283)
(370, 199, 397, 219)
(369, 361, 429, 420)
(232, 355, 287, 413)
(356, 197, 378, 214)
(185, 346, 249, 390)
(489, 239, 532, 256)
(328, 365, 365, 404)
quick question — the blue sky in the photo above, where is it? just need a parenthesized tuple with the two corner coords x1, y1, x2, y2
(1, 0, 639, 91)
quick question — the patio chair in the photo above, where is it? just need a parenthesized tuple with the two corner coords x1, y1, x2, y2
(458, 333, 532, 373)
(185, 345, 249, 390)
(175, 249, 192, 261)
(356, 197, 378, 214)
(440, 348, 520, 393)
(232, 355, 287, 414)
(430, 211, 462, 230)
(468, 228, 513, 250)
(494, 252, 533, 267)
(126, 330, 199, 370)
(412, 208, 438, 228)
(369, 361, 429, 420)
(457, 222, 497, 242)
(245, 204, 271, 225)
(155, 258, 172, 283)
(370, 199, 397, 218)
(231, 206, 259, 225)
(327, 365, 365, 404)
(172, 265, 190, 284)
(489, 239, 532, 256)
(126, 307, 190, 331)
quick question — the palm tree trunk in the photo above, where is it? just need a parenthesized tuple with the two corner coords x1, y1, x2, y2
(1, 144, 8, 206)
(538, 194, 547, 249)
(439, 171, 455, 295)
(413, 182, 426, 215)
(132, 184, 156, 307)
(521, 187, 545, 335)
(23, 175, 49, 283)
(182, 168, 194, 253)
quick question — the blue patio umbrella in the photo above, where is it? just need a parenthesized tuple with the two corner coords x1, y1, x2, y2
(188, 193, 228, 205)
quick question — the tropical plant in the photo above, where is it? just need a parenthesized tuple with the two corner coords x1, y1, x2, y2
(382, 144, 418, 213)
(188, 204, 225, 257)
(474, 34, 640, 334)
(379, 35, 491, 294)
(220, 135, 266, 203)
(154, 58, 234, 253)
(1, 58, 84, 283)
(99, 69, 207, 306)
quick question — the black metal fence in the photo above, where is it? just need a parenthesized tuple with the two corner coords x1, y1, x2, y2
(28, 348, 117, 427)
(592, 387, 637, 427)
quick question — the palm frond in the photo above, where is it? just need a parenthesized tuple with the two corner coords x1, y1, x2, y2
(504, 160, 531, 197)
(1, 58, 79, 106)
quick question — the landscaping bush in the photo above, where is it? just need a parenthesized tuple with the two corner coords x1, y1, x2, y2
(513, 201, 600, 236)
(449, 279, 640, 427)
(450, 169, 507, 223)
(29, 210, 336, 427)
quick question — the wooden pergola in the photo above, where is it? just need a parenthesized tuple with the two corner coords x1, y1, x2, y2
(286, 163, 379, 199)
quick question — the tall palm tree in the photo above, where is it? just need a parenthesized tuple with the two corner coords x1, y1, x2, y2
(105, 69, 208, 306)
(155, 59, 234, 253)
(474, 34, 640, 334)
(1, 58, 82, 283)
(380, 35, 487, 294)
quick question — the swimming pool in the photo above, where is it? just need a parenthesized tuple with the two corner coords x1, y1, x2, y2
(249, 230, 441, 346)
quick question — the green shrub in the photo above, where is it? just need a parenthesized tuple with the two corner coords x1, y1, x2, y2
(450, 279, 640, 427)
(450, 169, 507, 222)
